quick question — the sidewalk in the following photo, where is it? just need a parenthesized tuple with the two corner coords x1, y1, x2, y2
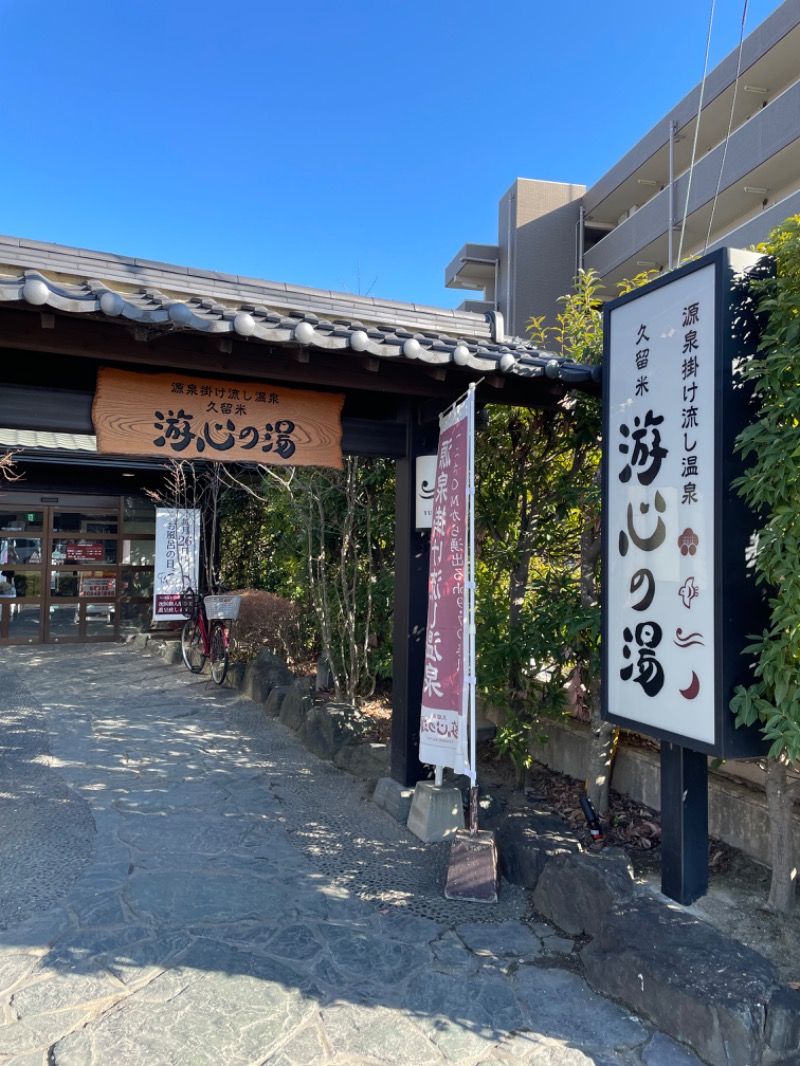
(0, 644, 700, 1065)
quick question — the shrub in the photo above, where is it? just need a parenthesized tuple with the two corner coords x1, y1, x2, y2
(229, 589, 301, 664)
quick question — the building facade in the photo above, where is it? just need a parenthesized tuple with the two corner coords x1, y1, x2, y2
(446, 0, 800, 337)
(0, 235, 596, 650)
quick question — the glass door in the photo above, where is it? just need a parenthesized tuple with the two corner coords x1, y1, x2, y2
(47, 506, 120, 642)
(0, 497, 156, 645)
(0, 508, 46, 644)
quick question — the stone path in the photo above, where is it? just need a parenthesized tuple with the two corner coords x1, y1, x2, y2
(0, 644, 702, 1065)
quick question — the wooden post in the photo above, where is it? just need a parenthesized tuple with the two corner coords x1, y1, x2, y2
(660, 742, 708, 904)
(391, 402, 436, 787)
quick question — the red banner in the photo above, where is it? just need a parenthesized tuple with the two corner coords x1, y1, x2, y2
(419, 393, 472, 772)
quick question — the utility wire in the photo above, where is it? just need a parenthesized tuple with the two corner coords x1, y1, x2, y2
(704, 0, 750, 253)
(677, 0, 717, 267)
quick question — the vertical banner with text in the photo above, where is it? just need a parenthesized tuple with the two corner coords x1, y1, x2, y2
(153, 509, 200, 621)
(419, 390, 475, 774)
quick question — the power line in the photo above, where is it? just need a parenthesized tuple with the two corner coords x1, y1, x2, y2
(677, 0, 717, 267)
(704, 0, 751, 253)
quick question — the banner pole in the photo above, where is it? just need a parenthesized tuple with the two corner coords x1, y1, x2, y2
(467, 385, 477, 794)
(439, 377, 485, 423)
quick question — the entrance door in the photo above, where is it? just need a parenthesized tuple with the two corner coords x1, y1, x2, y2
(0, 498, 155, 645)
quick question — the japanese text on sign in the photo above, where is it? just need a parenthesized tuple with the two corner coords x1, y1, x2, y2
(606, 266, 716, 744)
(93, 368, 345, 469)
(419, 396, 472, 774)
(153, 508, 200, 621)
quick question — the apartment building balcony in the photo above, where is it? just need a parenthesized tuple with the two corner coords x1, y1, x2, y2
(584, 77, 800, 292)
(444, 243, 500, 308)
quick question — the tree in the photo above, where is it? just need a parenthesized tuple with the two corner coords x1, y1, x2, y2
(526, 271, 608, 810)
(479, 268, 654, 811)
(0, 453, 18, 481)
(223, 457, 395, 702)
(475, 271, 603, 792)
(730, 215, 800, 913)
(147, 460, 227, 592)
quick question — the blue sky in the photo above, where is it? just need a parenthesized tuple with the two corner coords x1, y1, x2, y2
(0, 0, 783, 309)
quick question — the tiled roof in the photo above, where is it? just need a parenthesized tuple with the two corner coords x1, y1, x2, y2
(0, 427, 167, 469)
(0, 236, 601, 392)
(0, 429, 96, 452)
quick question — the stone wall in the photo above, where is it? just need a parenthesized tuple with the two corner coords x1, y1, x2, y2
(530, 716, 800, 869)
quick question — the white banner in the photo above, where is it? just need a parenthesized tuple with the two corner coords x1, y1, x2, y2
(419, 388, 476, 777)
(153, 509, 201, 621)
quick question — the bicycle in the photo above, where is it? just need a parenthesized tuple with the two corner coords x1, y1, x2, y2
(179, 589, 237, 685)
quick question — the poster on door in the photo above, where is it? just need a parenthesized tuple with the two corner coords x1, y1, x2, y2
(153, 509, 200, 620)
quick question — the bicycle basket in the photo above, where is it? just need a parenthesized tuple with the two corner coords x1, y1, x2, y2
(180, 589, 199, 619)
(204, 594, 241, 620)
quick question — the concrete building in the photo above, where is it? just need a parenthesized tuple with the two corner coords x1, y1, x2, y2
(446, 0, 800, 339)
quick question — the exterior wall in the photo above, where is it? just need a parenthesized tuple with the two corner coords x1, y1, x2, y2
(498, 179, 585, 339)
(585, 77, 800, 286)
(709, 187, 800, 251)
(583, 0, 800, 219)
(447, 0, 800, 323)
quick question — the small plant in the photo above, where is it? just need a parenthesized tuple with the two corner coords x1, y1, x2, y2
(228, 589, 300, 665)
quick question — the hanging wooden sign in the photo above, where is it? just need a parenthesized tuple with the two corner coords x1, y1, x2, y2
(92, 367, 344, 469)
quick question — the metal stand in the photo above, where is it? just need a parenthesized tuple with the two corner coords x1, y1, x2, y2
(660, 742, 708, 905)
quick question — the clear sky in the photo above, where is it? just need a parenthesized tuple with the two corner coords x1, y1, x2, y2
(0, 0, 784, 310)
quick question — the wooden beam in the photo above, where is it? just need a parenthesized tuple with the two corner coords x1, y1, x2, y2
(391, 400, 437, 786)
(423, 366, 447, 382)
(0, 306, 572, 410)
(0, 382, 408, 458)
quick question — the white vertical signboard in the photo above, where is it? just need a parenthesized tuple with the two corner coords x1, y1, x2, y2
(153, 509, 200, 621)
(415, 454, 437, 530)
(606, 265, 716, 745)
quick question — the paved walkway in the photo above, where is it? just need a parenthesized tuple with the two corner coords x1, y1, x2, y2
(0, 644, 701, 1066)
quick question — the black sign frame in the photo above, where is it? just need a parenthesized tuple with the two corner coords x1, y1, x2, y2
(601, 248, 772, 760)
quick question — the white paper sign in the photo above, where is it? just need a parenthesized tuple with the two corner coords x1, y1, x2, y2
(153, 509, 200, 621)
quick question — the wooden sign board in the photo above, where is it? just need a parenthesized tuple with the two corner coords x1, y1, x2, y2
(93, 368, 344, 469)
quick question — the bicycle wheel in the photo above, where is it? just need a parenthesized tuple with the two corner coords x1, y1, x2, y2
(181, 618, 206, 673)
(210, 621, 229, 685)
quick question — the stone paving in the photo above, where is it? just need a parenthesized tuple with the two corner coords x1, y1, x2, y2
(0, 644, 703, 1065)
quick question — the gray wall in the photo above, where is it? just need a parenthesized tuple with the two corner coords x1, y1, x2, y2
(498, 179, 584, 339)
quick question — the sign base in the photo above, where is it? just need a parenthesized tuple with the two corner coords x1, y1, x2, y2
(444, 829, 499, 903)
